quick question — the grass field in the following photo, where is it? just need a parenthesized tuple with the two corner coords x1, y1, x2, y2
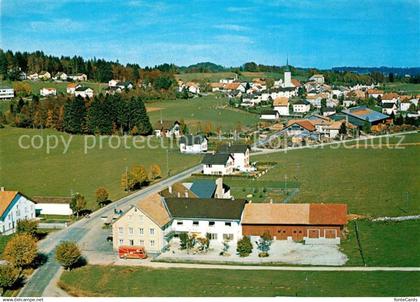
(59, 265, 420, 297)
(175, 72, 237, 82)
(0, 127, 201, 209)
(341, 219, 420, 266)
(253, 133, 420, 217)
(146, 96, 259, 132)
(380, 82, 420, 95)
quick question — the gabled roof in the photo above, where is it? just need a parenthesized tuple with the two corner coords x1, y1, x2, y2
(180, 134, 206, 145)
(189, 180, 217, 199)
(75, 86, 92, 92)
(202, 153, 233, 165)
(154, 120, 179, 130)
(242, 203, 347, 225)
(160, 183, 198, 199)
(0, 191, 19, 219)
(164, 198, 247, 220)
(218, 144, 250, 154)
(136, 193, 172, 228)
(382, 92, 399, 100)
(286, 120, 316, 132)
(291, 79, 301, 87)
(273, 96, 289, 106)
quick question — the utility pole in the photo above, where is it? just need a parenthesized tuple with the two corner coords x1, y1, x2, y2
(166, 149, 169, 177)
(284, 174, 288, 194)
(125, 166, 128, 191)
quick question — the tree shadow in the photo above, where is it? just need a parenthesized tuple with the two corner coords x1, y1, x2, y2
(71, 256, 87, 270)
(31, 252, 49, 269)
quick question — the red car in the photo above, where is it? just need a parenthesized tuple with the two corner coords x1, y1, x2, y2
(118, 246, 147, 259)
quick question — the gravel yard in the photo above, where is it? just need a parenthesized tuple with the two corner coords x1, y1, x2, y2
(156, 237, 348, 266)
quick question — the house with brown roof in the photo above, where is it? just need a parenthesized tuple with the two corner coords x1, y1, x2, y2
(0, 189, 36, 235)
(367, 89, 384, 99)
(381, 92, 400, 104)
(273, 96, 290, 116)
(154, 120, 181, 137)
(285, 119, 316, 136)
(241, 203, 348, 243)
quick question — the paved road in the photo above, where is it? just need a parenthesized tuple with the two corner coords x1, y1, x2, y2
(18, 164, 202, 297)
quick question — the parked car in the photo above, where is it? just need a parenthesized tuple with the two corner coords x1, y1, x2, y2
(118, 246, 147, 259)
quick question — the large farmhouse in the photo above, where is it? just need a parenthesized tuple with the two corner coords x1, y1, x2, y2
(0, 190, 36, 235)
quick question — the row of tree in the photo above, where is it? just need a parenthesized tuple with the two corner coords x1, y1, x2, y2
(3, 94, 153, 135)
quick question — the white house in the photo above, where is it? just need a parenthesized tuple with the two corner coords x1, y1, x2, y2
(0, 189, 36, 235)
(202, 153, 234, 175)
(220, 77, 236, 84)
(0, 86, 14, 99)
(382, 103, 398, 115)
(179, 135, 208, 153)
(39, 71, 51, 80)
(74, 87, 94, 98)
(381, 93, 399, 104)
(69, 73, 88, 81)
(400, 98, 418, 112)
(179, 82, 200, 94)
(273, 96, 290, 116)
(40, 87, 57, 97)
(292, 100, 311, 113)
(28, 73, 39, 80)
(260, 110, 279, 120)
(154, 120, 181, 138)
(309, 74, 325, 84)
(53, 72, 68, 81)
(343, 99, 357, 108)
(109, 79, 119, 87)
(218, 144, 251, 172)
(32, 196, 73, 216)
(66, 83, 81, 94)
(165, 198, 247, 244)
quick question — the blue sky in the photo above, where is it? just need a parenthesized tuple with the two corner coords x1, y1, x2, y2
(1, 0, 419, 68)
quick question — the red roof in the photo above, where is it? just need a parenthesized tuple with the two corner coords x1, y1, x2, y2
(309, 204, 348, 225)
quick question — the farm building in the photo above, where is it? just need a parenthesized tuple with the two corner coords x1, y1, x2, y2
(241, 203, 348, 243)
(335, 106, 390, 127)
(32, 196, 73, 216)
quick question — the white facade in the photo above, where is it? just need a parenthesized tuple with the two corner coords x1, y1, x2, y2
(40, 88, 57, 96)
(170, 219, 242, 243)
(109, 79, 119, 87)
(283, 71, 292, 87)
(293, 103, 311, 113)
(274, 104, 290, 116)
(180, 139, 208, 154)
(74, 88, 94, 98)
(260, 112, 279, 120)
(35, 203, 73, 216)
(0, 193, 36, 235)
(202, 156, 234, 175)
(0, 87, 14, 99)
(231, 149, 250, 172)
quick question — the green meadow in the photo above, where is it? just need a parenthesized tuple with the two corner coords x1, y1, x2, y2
(0, 127, 201, 209)
(59, 265, 420, 297)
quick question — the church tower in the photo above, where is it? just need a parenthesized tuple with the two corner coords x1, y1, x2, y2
(284, 57, 292, 88)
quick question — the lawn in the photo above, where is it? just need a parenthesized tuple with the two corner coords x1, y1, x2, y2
(59, 265, 420, 297)
(146, 96, 260, 132)
(0, 127, 201, 209)
(341, 219, 420, 267)
(0, 234, 13, 257)
(253, 132, 420, 217)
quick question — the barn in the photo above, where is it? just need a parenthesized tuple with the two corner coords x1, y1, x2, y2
(241, 203, 347, 242)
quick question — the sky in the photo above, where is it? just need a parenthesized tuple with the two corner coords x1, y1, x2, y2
(1, 0, 419, 68)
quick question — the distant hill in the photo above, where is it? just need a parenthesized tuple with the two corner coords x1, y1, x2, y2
(332, 66, 420, 76)
(182, 62, 227, 73)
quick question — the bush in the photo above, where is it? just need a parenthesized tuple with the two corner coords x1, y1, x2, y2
(16, 219, 39, 237)
(0, 264, 19, 294)
(256, 231, 273, 257)
(236, 236, 253, 257)
(3, 233, 38, 268)
(55, 241, 82, 270)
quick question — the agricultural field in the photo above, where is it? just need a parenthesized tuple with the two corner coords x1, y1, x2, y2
(146, 96, 260, 132)
(175, 72, 237, 82)
(253, 132, 420, 217)
(59, 265, 420, 297)
(380, 82, 420, 95)
(341, 219, 420, 267)
(0, 127, 202, 209)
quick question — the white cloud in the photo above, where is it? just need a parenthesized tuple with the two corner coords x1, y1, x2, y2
(29, 19, 87, 32)
(215, 34, 253, 44)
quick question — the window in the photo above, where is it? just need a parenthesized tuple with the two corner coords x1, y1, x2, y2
(129, 240, 134, 246)
(149, 228, 155, 235)
(177, 221, 183, 225)
(139, 240, 144, 246)
(150, 240, 155, 247)
(193, 221, 199, 226)
(208, 233, 217, 240)
(119, 239, 124, 245)
(118, 227, 124, 234)
(209, 221, 215, 227)
(129, 227, 133, 234)
(139, 228, 144, 235)
(225, 222, 231, 227)
(293, 230, 297, 233)
(223, 234, 233, 241)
